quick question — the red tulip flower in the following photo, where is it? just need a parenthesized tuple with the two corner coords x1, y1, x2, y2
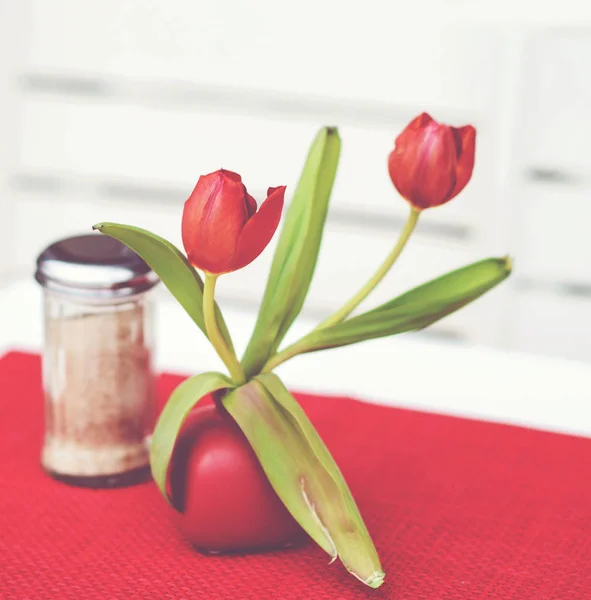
(182, 169, 285, 274)
(388, 112, 476, 210)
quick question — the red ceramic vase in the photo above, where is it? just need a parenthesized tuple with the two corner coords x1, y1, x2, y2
(167, 396, 306, 553)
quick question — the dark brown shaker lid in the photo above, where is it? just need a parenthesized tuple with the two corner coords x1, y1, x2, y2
(34, 233, 159, 299)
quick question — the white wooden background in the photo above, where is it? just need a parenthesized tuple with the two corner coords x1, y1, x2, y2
(1, 1, 591, 363)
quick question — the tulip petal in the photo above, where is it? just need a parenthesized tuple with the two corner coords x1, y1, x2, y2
(219, 168, 242, 183)
(389, 113, 433, 166)
(245, 190, 258, 218)
(182, 170, 250, 273)
(405, 111, 434, 132)
(412, 123, 457, 209)
(389, 121, 456, 210)
(449, 125, 476, 200)
(388, 117, 434, 208)
(231, 185, 286, 271)
(389, 113, 477, 210)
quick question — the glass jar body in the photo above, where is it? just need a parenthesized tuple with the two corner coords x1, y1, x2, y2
(41, 290, 156, 488)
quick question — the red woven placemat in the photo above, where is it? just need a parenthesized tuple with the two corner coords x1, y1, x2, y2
(0, 350, 590, 599)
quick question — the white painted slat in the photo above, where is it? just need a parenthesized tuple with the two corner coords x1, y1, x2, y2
(19, 99, 484, 230)
(219, 223, 474, 312)
(511, 289, 591, 363)
(27, 0, 499, 112)
(519, 31, 591, 174)
(16, 192, 479, 338)
(18, 98, 317, 192)
(14, 194, 184, 276)
(515, 182, 591, 285)
(0, 0, 29, 278)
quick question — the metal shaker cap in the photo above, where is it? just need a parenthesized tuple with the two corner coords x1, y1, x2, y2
(35, 233, 159, 299)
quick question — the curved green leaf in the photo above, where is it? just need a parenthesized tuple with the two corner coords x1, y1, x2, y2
(93, 222, 234, 351)
(296, 256, 512, 353)
(150, 371, 233, 506)
(241, 127, 341, 377)
(223, 377, 384, 588)
(256, 372, 383, 587)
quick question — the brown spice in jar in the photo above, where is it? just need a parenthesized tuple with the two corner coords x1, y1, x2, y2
(42, 301, 156, 478)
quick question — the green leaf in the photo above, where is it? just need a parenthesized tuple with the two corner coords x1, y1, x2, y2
(223, 377, 384, 588)
(296, 256, 512, 353)
(241, 127, 341, 377)
(93, 222, 234, 351)
(149, 371, 233, 506)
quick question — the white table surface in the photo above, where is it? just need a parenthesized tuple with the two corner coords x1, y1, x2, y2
(2, 278, 591, 438)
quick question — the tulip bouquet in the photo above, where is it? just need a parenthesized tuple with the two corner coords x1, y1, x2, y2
(93, 113, 511, 589)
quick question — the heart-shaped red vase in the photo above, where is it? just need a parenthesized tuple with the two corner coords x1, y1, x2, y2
(167, 399, 306, 553)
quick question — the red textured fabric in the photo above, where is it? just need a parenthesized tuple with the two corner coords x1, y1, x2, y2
(1, 350, 590, 599)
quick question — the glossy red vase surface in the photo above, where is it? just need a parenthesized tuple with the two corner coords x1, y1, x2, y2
(168, 401, 306, 553)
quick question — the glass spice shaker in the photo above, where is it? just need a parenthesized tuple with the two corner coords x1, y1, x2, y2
(34, 233, 160, 488)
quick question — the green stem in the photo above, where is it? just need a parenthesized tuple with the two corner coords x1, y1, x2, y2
(261, 339, 309, 373)
(316, 207, 420, 330)
(203, 274, 246, 385)
(261, 207, 420, 374)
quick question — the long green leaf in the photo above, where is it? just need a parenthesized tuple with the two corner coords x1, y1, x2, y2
(223, 378, 384, 588)
(93, 222, 234, 351)
(241, 127, 341, 377)
(297, 256, 511, 353)
(256, 372, 383, 586)
(149, 371, 233, 506)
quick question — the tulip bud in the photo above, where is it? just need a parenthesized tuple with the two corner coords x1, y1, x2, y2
(388, 112, 476, 210)
(182, 169, 285, 274)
